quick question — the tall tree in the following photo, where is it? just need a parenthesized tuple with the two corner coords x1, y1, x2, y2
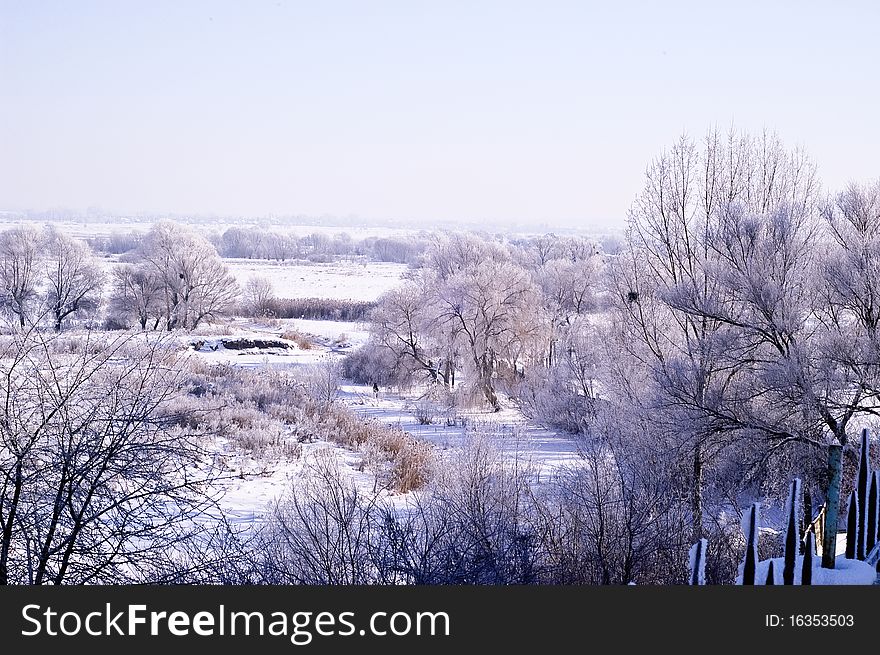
(611, 128, 818, 541)
(136, 221, 239, 330)
(43, 230, 104, 331)
(0, 226, 44, 328)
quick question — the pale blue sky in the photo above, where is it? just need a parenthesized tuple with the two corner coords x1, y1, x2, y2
(1, 1, 878, 229)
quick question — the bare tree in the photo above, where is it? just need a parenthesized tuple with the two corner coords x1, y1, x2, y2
(243, 275, 276, 318)
(609, 127, 819, 541)
(0, 329, 221, 584)
(258, 451, 379, 584)
(137, 221, 240, 330)
(0, 226, 44, 328)
(43, 229, 104, 331)
(371, 282, 446, 386)
(372, 436, 541, 584)
(111, 264, 165, 330)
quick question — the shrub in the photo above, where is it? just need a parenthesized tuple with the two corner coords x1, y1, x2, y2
(178, 358, 433, 493)
(342, 341, 399, 386)
(273, 298, 375, 321)
(281, 330, 312, 350)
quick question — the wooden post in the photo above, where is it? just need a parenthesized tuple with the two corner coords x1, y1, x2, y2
(822, 444, 843, 569)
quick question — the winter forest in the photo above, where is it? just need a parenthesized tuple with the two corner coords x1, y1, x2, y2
(1, 128, 879, 585)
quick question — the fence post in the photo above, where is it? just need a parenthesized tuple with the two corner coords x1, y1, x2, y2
(822, 443, 843, 569)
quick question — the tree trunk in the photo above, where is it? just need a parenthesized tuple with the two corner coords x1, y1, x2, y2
(692, 444, 703, 542)
(483, 381, 500, 412)
(477, 353, 500, 411)
(822, 443, 843, 569)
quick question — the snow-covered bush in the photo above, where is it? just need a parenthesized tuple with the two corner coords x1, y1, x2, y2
(178, 359, 435, 493)
(258, 452, 379, 584)
(412, 396, 436, 425)
(297, 357, 342, 409)
(342, 339, 403, 387)
(511, 364, 595, 434)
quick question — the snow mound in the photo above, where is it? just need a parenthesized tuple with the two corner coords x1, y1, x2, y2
(746, 557, 876, 585)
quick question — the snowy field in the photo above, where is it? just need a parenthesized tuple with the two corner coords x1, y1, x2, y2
(91, 253, 407, 303)
(339, 385, 582, 484)
(226, 259, 407, 301)
(204, 434, 385, 529)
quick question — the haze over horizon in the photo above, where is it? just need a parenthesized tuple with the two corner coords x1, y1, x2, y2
(1, 1, 878, 231)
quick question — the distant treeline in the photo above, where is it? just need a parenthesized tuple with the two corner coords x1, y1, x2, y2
(88, 227, 430, 264)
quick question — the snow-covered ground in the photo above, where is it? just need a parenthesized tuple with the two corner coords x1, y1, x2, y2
(186, 318, 582, 527)
(92, 254, 407, 303)
(206, 435, 387, 529)
(227, 259, 407, 301)
(339, 384, 582, 484)
(750, 556, 876, 585)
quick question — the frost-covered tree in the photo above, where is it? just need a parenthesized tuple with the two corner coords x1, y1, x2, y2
(111, 264, 165, 330)
(134, 221, 239, 330)
(0, 330, 218, 584)
(535, 254, 601, 367)
(611, 128, 818, 542)
(0, 226, 44, 328)
(420, 232, 509, 282)
(512, 317, 602, 432)
(615, 131, 880, 553)
(537, 257, 600, 321)
(243, 276, 276, 318)
(43, 230, 104, 331)
(371, 282, 447, 387)
(434, 259, 543, 410)
(219, 227, 265, 259)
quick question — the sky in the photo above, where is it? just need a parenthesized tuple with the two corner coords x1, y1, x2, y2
(1, 1, 878, 230)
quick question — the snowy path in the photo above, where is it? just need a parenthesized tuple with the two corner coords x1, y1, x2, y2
(188, 320, 584, 529)
(340, 384, 583, 483)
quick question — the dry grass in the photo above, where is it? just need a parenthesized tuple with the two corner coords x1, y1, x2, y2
(280, 330, 313, 350)
(371, 428, 433, 493)
(175, 358, 434, 492)
(189, 323, 236, 336)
